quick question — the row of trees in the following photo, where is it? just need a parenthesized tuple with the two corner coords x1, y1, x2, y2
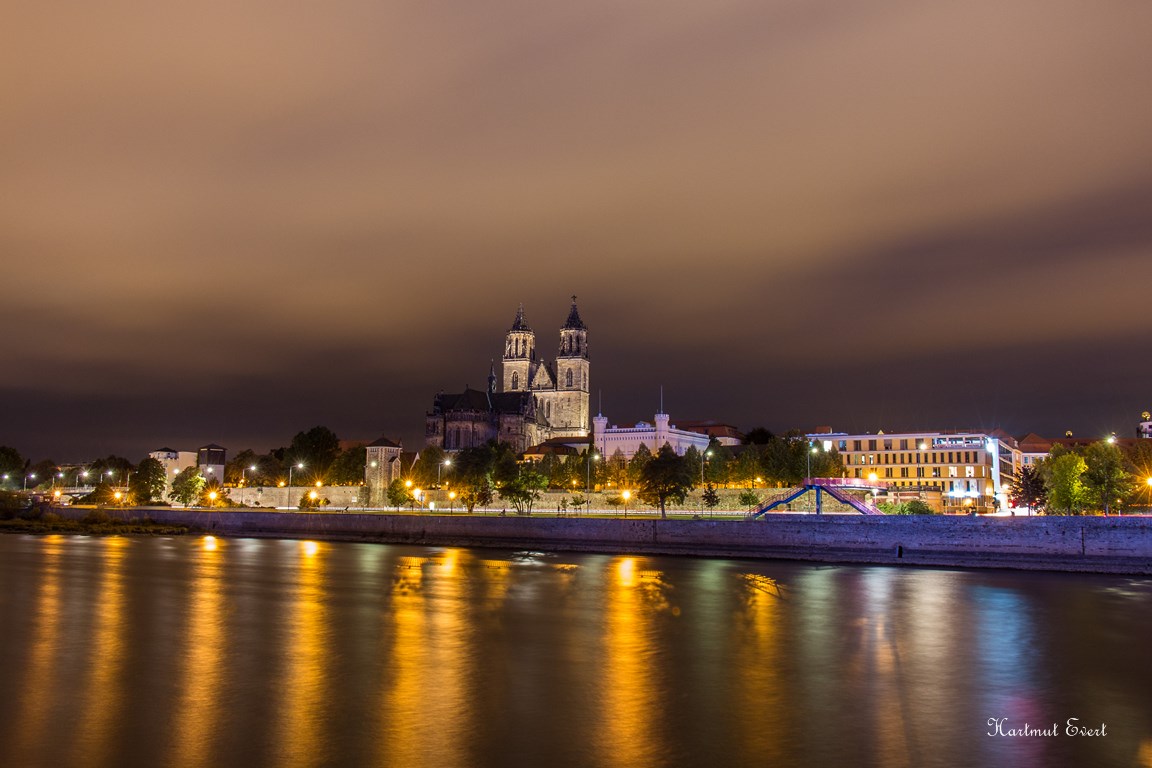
(224, 426, 367, 487)
(388, 440, 723, 518)
(483, 431, 845, 492)
(1010, 440, 1152, 515)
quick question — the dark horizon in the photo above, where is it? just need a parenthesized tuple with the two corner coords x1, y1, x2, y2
(4, 0, 1152, 463)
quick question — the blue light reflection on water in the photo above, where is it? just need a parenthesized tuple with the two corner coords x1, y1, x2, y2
(0, 534, 1150, 768)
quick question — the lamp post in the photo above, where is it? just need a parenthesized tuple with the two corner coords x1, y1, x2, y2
(287, 462, 303, 509)
(621, 489, 631, 517)
(806, 443, 819, 481)
(700, 449, 713, 484)
(241, 464, 257, 486)
(586, 450, 599, 492)
(24, 473, 36, 492)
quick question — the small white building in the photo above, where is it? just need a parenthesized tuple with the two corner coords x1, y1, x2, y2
(592, 411, 711, 460)
(149, 448, 198, 492)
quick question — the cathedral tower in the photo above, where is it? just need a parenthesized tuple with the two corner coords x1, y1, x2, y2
(502, 304, 535, 392)
(544, 296, 590, 437)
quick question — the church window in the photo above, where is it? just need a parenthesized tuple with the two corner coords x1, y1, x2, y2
(512, 372, 519, 390)
(566, 368, 573, 388)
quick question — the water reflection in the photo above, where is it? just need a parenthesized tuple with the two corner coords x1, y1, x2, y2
(8, 536, 64, 765)
(598, 556, 662, 768)
(73, 537, 128, 768)
(276, 540, 328, 768)
(734, 572, 784, 762)
(378, 549, 472, 768)
(0, 536, 1149, 768)
(169, 535, 226, 768)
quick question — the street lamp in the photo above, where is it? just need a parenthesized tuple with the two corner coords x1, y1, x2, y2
(586, 450, 599, 492)
(806, 443, 819, 481)
(622, 489, 631, 517)
(241, 464, 257, 486)
(437, 458, 452, 487)
(700, 449, 713, 484)
(287, 462, 304, 509)
(24, 473, 36, 491)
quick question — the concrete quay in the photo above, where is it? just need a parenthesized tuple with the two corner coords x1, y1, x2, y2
(57, 507, 1152, 575)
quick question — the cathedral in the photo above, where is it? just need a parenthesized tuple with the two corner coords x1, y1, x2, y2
(426, 298, 591, 453)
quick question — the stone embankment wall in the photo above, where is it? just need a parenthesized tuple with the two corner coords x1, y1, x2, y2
(58, 507, 1152, 575)
(224, 486, 819, 513)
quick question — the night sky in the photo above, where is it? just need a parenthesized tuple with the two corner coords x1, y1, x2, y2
(4, 0, 1152, 462)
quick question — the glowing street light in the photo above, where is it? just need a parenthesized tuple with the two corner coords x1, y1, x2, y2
(287, 462, 304, 509)
(24, 473, 36, 491)
(241, 464, 257, 486)
(586, 450, 599, 492)
(622, 489, 631, 517)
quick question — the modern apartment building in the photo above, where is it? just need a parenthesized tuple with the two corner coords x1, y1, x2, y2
(808, 429, 1020, 512)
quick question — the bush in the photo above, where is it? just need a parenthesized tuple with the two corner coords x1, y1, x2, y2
(82, 509, 112, 525)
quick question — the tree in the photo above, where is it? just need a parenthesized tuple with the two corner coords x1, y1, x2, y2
(738, 489, 761, 510)
(286, 426, 341, 476)
(0, 446, 24, 486)
(170, 467, 206, 507)
(499, 467, 546, 515)
(130, 457, 168, 504)
(458, 480, 494, 513)
(298, 490, 329, 510)
(628, 443, 653, 486)
(730, 445, 762, 488)
(87, 455, 135, 485)
(683, 446, 703, 487)
(903, 499, 935, 515)
(637, 444, 695, 518)
(1046, 451, 1087, 515)
(744, 427, 774, 445)
(605, 448, 629, 489)
(701, 483, 720, 513)
(703, 440, 731, 486)
(225, 449, 260, 486)
(328, 446, 368, 485)
(1008, 465, 1048, 513)
(387, 478, 413, 510)
(413, 444, 447, 488)
(1082, 441, 1134, 515)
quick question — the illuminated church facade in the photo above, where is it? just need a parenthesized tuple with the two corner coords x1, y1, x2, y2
(425, 298, 591, 453)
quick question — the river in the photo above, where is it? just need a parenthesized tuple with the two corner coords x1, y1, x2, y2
(0, 534, 1149, 768)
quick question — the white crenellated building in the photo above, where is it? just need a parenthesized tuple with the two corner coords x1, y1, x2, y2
(592, 411, 711, 460)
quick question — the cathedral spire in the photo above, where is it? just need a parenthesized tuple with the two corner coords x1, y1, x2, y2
(563, 295, 585, 330)
(511, 303, 531, 331)
(488, 360, 496, 394)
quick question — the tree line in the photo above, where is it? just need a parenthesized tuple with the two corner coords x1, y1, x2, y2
(1010, 439, 1152, 515)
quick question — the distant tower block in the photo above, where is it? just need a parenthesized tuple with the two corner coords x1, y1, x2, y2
(1139, 411, 1152, 439)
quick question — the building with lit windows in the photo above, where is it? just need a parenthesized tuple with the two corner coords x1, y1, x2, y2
(808, 429, 1020, 512)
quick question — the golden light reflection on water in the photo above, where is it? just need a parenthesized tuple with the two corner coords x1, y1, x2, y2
(169, 535, 226, 768)
(735, 573, 784, 762)
(598, 556, 662, 768)
(378, 550, 471, 768)
(74, 537, 127, 768)
(8, 536, 63, 765)
(277, 540, 328, 768)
